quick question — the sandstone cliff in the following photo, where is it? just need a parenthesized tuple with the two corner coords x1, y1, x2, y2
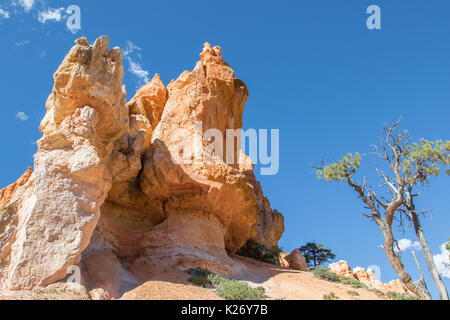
(0, 36, 284, 297)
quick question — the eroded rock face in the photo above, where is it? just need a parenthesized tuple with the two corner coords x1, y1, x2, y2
(328, 260, 354, 278)
(282, 249, 309, 271)
(139, 43, 260, 256)
(239, 169, 284, 252)
(97, 74, 168, 259)
(328, 260, 409, 294)
(40, 36, 127, 151)
(0, 36, 127, 290)
(0, 37, 284, 294)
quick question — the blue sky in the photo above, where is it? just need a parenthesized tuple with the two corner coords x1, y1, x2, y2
(0, 0, 448, 298)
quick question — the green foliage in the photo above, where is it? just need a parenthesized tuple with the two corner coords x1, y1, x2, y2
(187, 268, 267, 300)
(347, 290, 359, 296)
(211, 275, 267, 300)
(312, 267, 370, 291)
(338, 276, 368, 289)
(387, 291, 418, 300)
(402, 139, 450, 184)
(446, 238, 450, 252)
(312, 266, 340, 282)
(236, 239, 283, 265)
(316, 153, 362, 181)
(316, 138, 449, 187)
(299, 242, 336, 268)
(368, 288, 385, 297)
(187, 267, 215, 288)
(368, 288, 384, 297)
(323, 292, 339, 300)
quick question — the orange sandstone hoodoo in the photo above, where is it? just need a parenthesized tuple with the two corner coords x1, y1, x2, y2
(0, 36, 284, 298)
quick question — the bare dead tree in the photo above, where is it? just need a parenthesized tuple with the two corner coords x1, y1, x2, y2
(315, 119, 450, 299)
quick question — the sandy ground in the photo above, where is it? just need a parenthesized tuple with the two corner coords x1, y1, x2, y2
(0, 283, 91, 300)
(0, 256, 385, 300)
(120, 255, 384, 300)
(121, 281, 222, 300)
(233, 256, 384, 300)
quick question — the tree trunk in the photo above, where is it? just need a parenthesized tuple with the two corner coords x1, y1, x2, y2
(410, 211, 449, 300)
(375, 218, 430, 300)
(411, 250, 432, 300)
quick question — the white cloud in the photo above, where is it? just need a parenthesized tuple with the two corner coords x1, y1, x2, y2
(395, 239, 421, 252)
(378, 238, 421, 252)
(16, 112, 29, 121)
(38, 7, 65, 23)
(123, 41, 150, 86)
(17, 0, 35, 12)
(433, 243, 450, 279)
(0, 8, 10, 19)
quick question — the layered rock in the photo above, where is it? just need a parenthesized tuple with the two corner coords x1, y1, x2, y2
(0, 36, 284, 295)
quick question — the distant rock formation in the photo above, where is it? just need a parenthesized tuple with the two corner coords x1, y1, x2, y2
(0, 36, 284, 296)
(328, 260, 409, 294)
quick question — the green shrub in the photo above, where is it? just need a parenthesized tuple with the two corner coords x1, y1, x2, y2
(323, 292, 339, 300)
(312, 266, 340, 282)
(187, 267, 215, 288)
(338, 276, 368, 289)
(368, 288, 385, 297)
(236, 239, 283, 265)
(387, 292, 418, 300)
(347, 290, 359, 296)
(187, 268, 267, 300)
(213, 277, 267, 300)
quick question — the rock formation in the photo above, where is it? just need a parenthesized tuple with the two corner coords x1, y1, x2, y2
(328, 260, 409, 294)
(279, 249, 309, 271)
(328, 260, 354, 278)
(0, 36, 284, 297)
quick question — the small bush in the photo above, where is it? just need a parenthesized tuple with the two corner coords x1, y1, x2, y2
(323, 292, 339, 300)
(368, 288, 385, 297)
(338, 276, 368, 289)
(214, 277, 267, 300)
(312, 266, 340, 282)
(187, 267, 215, 288)
(347, 290, 359, 296)
(187, 268, 267, 300)
(236, 239, 283, 265)
(387, 292, 418, 300)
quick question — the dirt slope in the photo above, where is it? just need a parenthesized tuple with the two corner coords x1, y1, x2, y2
(119, 256, 384, 300)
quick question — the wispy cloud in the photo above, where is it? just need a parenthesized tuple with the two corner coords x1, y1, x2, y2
(128, 60, 150, 85)
(123, 41, 150, 87)
(3, 2, 81, 34)
(15, 40, 31, 46)
(16, 112, 29, 121)
(434, 243, 450, 279)
(17, 0, 35, 12)
(38, 7, 65, 23)
(0, 8, 10, 19)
